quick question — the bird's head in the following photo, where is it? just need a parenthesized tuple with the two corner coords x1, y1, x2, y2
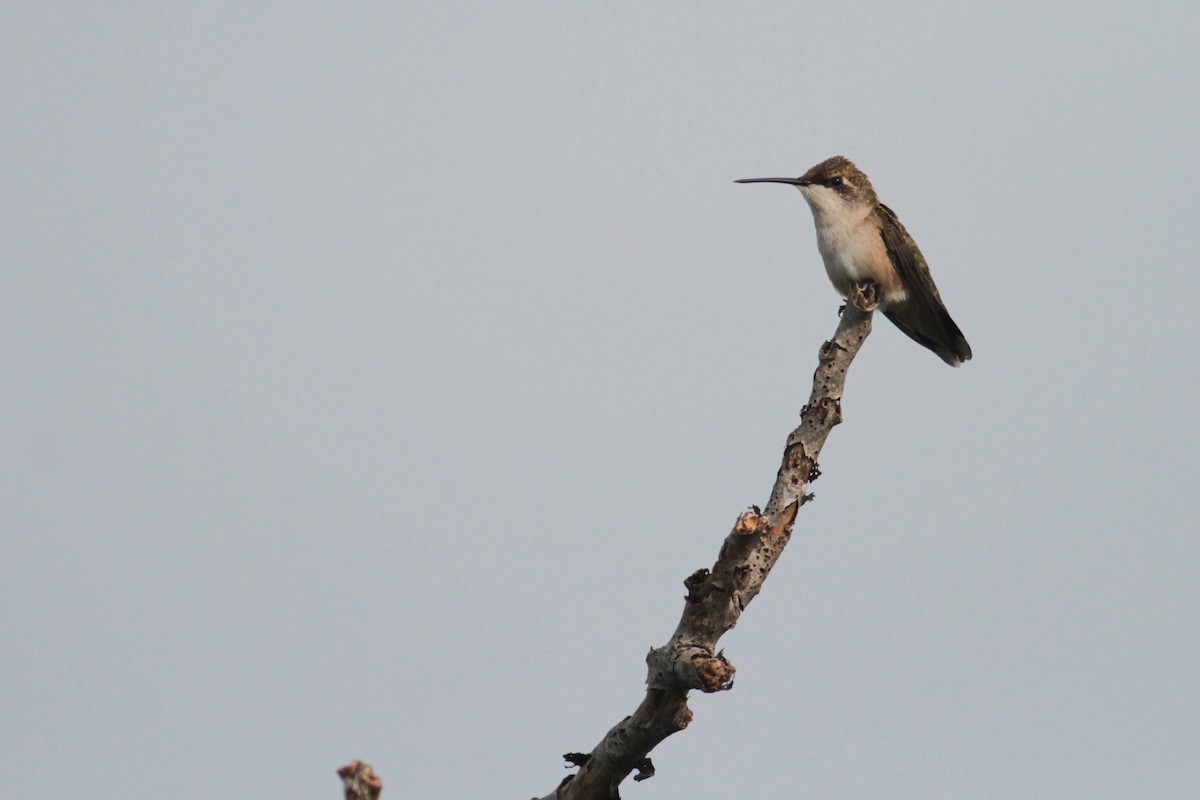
(737, 155, 877, 219)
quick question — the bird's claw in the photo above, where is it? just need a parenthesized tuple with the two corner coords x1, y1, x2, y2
(850, 281, 881, 312)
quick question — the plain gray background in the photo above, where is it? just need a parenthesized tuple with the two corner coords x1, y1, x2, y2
(4, 2, 1197, 798)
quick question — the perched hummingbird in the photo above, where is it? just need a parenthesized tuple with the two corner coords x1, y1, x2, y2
(737, 156, 972, 366)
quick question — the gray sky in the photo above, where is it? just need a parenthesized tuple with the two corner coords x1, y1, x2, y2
(3, 2, 1198, 798)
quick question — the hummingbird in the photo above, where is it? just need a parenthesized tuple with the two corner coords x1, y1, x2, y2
(737, 156, 972, 366)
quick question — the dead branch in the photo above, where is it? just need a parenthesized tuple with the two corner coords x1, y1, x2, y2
(535, 297, 876, 799)
(337, 760, 382, 800)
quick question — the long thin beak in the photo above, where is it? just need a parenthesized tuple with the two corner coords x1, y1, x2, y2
(734, 177, 810, 185)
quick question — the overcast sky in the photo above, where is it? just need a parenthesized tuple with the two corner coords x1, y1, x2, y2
(3, 2, 1198, 798)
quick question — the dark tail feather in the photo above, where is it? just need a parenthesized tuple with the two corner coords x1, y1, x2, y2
(883, 302, 973, 367)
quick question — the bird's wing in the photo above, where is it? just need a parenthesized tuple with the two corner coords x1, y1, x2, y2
(877, 203, 946, 311)
(877, 203, 972, 364)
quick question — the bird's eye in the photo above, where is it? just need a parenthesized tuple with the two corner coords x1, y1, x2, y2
(829, 176, 843, 187)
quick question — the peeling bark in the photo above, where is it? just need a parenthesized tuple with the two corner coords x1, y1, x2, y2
(535, 301, 875, 799)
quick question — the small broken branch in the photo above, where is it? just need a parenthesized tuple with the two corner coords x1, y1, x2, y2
(337, 761, 382, 800)
(536, 300, 875, 799)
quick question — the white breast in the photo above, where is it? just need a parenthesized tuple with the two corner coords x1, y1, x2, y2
(814, 212, 876, 285)
(796, 184, 906, 303)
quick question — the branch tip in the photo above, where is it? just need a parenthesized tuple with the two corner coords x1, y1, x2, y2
(336, 761, 382, 800)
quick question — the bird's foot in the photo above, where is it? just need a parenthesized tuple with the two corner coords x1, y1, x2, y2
(850, 281, 881, 312)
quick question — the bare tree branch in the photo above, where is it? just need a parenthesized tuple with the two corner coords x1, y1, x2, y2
(337, 760, 383, 800)
(536, 292, 878, 800)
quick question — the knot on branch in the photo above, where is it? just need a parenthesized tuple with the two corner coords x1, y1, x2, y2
(647, 644, 737, 694)
(809, 395, 843, 426)
(819, 339, 846, 362)
(735, 508, 767, 536)
(683, 569, 712, 603)
(691, 650, 736, 693)
(780, 442, 815, 489)
(632, 758, 656, 782)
